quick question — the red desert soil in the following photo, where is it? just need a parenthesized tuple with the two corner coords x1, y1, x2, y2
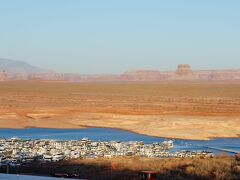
(0, 81, 239, 140)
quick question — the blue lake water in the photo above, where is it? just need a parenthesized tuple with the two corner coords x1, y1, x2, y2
(0, 128, 239, 155)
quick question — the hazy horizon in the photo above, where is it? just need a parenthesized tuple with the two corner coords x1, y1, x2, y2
(1, 1, 240, 74)
(1, 57, 240, 75)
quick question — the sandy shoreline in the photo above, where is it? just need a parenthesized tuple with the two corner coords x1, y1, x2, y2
(1, 125, 239, 141)
(0, 113, 239, 140)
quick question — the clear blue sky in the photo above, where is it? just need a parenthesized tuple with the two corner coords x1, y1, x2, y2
(0, 0, 239, 74)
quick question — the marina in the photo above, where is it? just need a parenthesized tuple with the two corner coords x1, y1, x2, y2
(0, 137, 217, 167)
(0, 128, 239, 156)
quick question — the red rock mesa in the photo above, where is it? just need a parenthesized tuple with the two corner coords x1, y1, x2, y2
(175, 64, 193, 76)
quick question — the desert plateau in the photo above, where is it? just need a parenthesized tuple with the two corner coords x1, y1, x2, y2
(0, 80, 239, 140)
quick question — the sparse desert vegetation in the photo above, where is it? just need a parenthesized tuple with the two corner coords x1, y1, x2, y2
(66, 155, 240, 179)
(0, 81, 240, 140)
(5, 155, 240, 180)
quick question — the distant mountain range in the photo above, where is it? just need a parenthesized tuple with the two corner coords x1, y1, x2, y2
(0, 58, 54, 74)
(0, 58, 240, 82)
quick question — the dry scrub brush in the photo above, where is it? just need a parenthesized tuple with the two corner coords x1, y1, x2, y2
(66, 154, 240, 180)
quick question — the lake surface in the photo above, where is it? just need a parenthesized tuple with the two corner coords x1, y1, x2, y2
(0, 128, 239, 155)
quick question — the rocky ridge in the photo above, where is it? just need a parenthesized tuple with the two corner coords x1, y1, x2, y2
(0, 59, 240, 82)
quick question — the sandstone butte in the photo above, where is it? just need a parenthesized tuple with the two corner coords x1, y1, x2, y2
(1, 64, 240, 82)
(0, 80, 239, 140)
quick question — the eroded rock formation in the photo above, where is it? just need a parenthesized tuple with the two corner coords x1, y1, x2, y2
(175, 64, 193, 76)
(1, 58, 240, 82)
